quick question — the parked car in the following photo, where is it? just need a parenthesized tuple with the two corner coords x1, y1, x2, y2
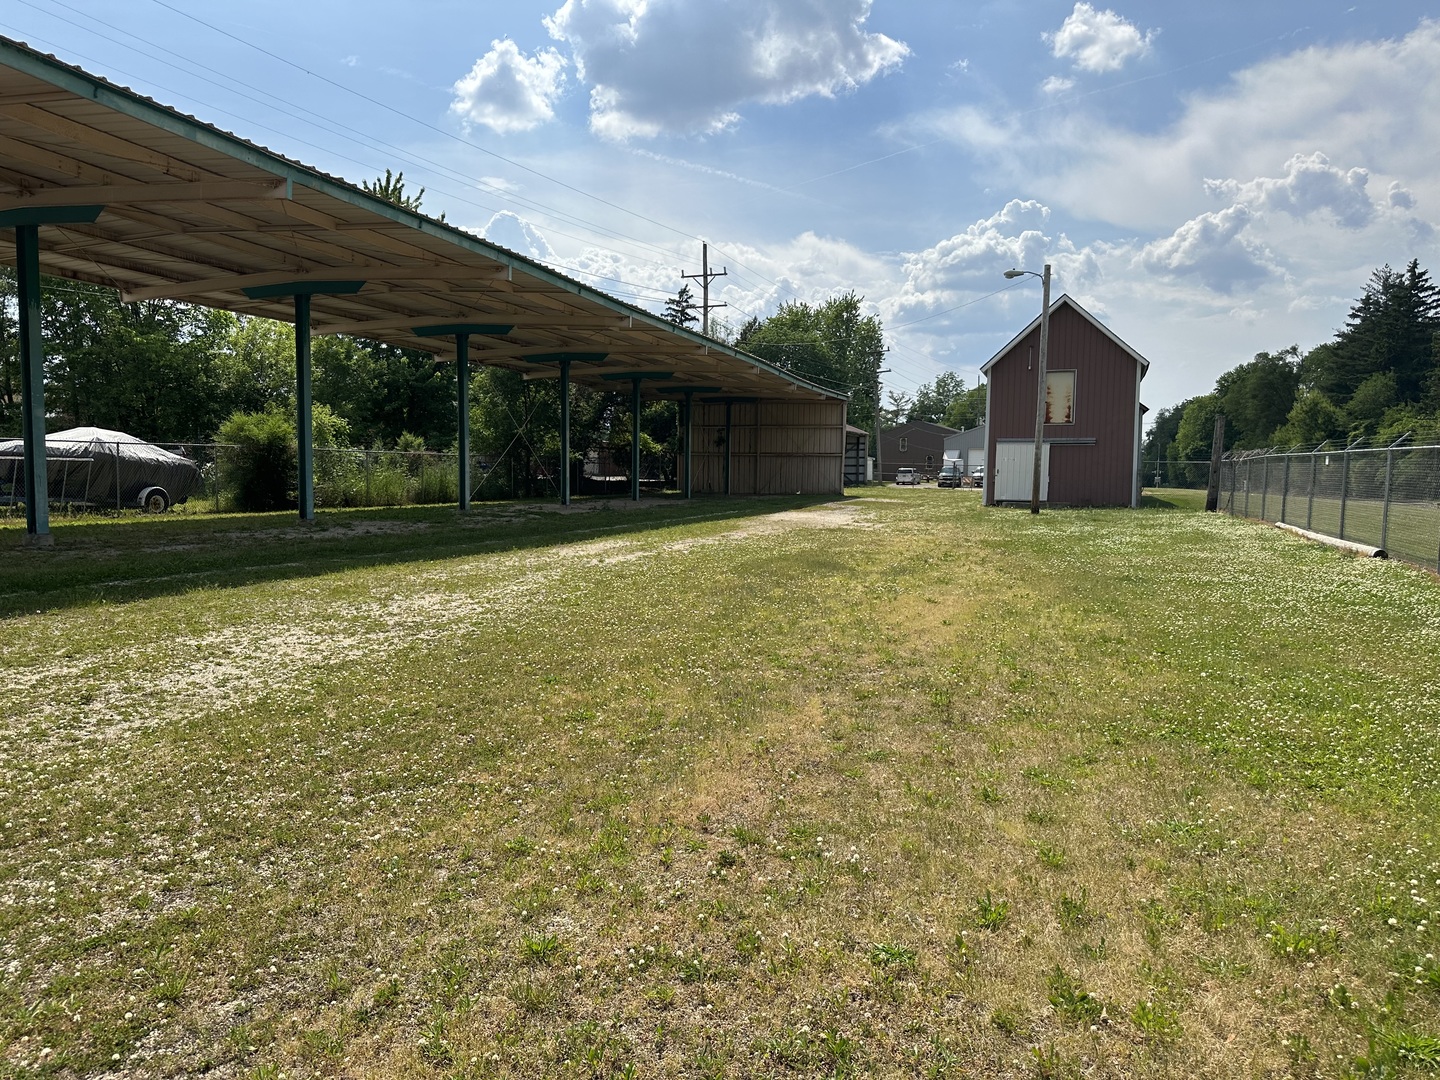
(937, 463, 963, 488)
(0, 427, 202, 512)
(968, 466, 986, 488)
(894, 467, 918, 486)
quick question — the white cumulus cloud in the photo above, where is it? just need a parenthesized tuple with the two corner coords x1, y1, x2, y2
(1203, 152, 1376, 229)
(482, 211, 557, 262)
(542, 0, 908, 139)
(1388, 181, 1416, 210)
(1045, 3, 1154, 74)
(900, 200, 1052, 298)
(1138, 204, 1277, 293)
(451, 40, 567, 134)
(889, 200, 1103, 340)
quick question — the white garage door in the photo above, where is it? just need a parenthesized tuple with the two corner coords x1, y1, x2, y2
(994, 442, 1050, 502)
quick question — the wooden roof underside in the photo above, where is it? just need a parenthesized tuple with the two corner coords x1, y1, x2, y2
(0, 37, 843, 404)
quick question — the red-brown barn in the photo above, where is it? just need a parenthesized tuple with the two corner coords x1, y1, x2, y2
(981, 294, 1149, 508)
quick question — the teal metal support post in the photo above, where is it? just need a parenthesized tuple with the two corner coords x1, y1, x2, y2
(294, 293, 314, 520)
(242, 280, 364, 522)
(559, 360, 572, 506)
(630, 377, 642, 502)
(15, 224, 48, 542)
(456, 333, 471, 512)
(411, 324, 515, 512)
(683, 391, 694, 499)
(1, 205, 104, 544)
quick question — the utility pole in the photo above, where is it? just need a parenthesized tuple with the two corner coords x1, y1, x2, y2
(682, 242, 728, 336)
(874, 365, 891, 484)
(1205, 414, 1227, 512)
(1030, 264, 1051, 514)
(1003, 263, 1051, 513)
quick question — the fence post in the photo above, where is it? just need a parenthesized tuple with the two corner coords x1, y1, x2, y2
(1261, 456, 1270, 521)
(1338, 446, 1351, 541)
(1205, 415, 1226, 511)
(1280, 454, 1290, 523)
(1381, 447, 1394, 552)
(1244, 458, 1252, 517)
(1307, 451, 1317, 530)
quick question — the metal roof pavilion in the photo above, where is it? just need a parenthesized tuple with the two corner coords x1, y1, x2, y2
(0, 36, 846, 539)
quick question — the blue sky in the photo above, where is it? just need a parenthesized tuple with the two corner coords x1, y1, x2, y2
(4, 1, 1438, 417)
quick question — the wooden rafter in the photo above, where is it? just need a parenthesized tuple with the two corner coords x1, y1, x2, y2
(120, 263, 510, 303)
(0, 178, 289, 210)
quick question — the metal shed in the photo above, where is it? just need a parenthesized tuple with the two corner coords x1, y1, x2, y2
(0, 36, 847, 543)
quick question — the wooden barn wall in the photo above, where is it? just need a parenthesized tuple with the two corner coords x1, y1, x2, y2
(684, 400, 845, 495)
(985, 305, 1139, 507)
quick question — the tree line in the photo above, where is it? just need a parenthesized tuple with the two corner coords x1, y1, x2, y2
(1144, 260, 1440, 483)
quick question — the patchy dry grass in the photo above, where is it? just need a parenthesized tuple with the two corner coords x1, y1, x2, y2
(1, 489, 1438, 1078)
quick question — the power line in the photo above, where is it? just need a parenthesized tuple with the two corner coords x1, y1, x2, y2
(8, 3, 1025, 380)
(146, 0, 708, 250)
(888, 281, 1025, 329)
(11, 0, 701, 277)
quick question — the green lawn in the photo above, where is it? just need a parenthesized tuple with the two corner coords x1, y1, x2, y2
(2, 491, 1438, 1078)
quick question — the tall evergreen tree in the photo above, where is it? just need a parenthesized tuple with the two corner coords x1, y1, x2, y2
(663, 284, 699, 328)
(1315, 260, 1440, 404)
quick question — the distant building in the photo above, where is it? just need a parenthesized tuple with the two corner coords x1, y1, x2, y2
(942, 423, 987, 475)
(878, 420, 958, 481)
(982, 295, 1149, 507)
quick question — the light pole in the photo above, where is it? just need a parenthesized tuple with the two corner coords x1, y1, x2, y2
(1003, 264, 1051, 514)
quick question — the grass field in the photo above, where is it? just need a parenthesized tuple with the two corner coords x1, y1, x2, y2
(2, 489, 1439, 1079)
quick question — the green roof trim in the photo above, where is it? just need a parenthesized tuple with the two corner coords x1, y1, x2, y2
(0, 204, 103, 228)
(523, 352, 609, 364)
(242, 280, 366, 300)
(412, 323, 514, 338)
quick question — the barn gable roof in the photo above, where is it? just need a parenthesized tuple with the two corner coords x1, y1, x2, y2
(881, 420, 961, 437)
(980, 294, 1150, 377)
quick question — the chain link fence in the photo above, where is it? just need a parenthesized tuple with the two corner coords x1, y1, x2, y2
(1, 434, 677, 518)
(1141, 458, 1215, 489)
(1219, 437, 1440, 571)
(1, 439, 476, 516)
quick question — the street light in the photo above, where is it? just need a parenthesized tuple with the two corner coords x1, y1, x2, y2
(1003, 264, 1051, 514)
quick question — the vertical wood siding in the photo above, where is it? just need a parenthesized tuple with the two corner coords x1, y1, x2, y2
(985, 304, 1142, 507)
(685, 400, 845, 495)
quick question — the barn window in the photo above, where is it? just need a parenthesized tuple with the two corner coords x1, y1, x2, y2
(1045, 370, 1076, 424)
(899, 437, 908, 452)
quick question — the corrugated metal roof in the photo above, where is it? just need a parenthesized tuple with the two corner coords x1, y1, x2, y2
(0, 36, 844, 404)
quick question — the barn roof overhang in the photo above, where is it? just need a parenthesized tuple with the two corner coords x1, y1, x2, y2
(0, 36, 845, 405)
(979, 293, 1151, 377)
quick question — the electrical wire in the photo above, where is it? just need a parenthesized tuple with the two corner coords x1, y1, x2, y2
(146, 0, 708, 251)
(7, 2, 1027, 389)
(8, 0, 703, 287)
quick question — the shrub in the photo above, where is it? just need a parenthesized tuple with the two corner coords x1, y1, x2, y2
(218, 404, 356, 511)
(218, 407, 295, 511)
